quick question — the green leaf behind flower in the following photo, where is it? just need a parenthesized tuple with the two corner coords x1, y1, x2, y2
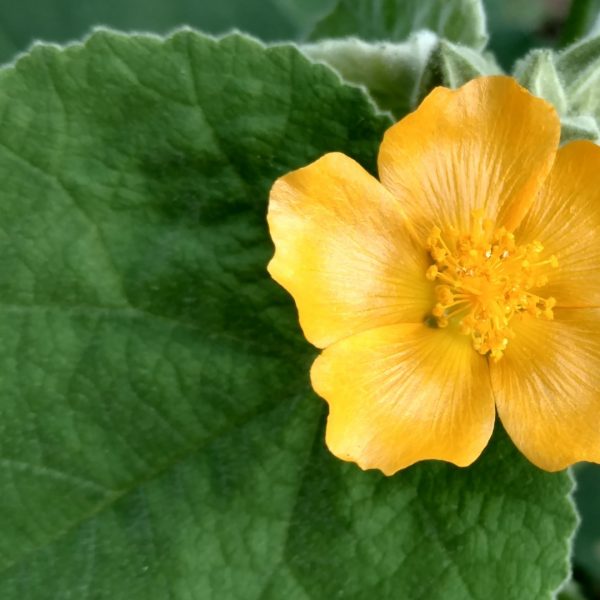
(514, 40, 600, 143)
(514, 49, 568, 114)
(556, 34, 600, 121)
(435, 40, 502, 88)
(302, 32, 439, 118)
(0, 29, 575, 599)
(309, 0, 488, 49)
(301, 37, 501, 120)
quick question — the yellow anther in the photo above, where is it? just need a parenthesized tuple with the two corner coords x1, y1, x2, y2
(426, 265, 438, 281)
(432, 247, 447, 262)
(490, 348, 504, 362)
(532, 240, 544, 253)
(426, 227, 441, 247)
(436, 285, 454, 305)
(425, 212, 558, 361)
(432, 303, 446, 317)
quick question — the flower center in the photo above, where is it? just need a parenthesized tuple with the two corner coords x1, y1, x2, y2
(425, 210, 558, 361)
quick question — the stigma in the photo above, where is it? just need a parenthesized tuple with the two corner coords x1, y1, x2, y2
(425, 210, 558, 361)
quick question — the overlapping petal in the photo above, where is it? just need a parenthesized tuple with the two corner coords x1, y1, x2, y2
(268, 152, 432, 349)
(515, 141, 600, 307)
(378, 76, 560, 241)
(311, 323, 495, 474)
(491, 309, 600, 471)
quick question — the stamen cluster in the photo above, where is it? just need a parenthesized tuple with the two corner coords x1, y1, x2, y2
(425, 210, 558, 361)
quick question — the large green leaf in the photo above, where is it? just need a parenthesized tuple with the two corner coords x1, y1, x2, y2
(0, 29, 576, 599)
(310, 0, 488, 49)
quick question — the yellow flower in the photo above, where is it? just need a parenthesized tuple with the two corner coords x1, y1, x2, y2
(267, 75, 600, 475)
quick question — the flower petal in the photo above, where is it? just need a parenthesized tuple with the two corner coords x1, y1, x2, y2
(378, 76, 560, 240)
(268, 152, 432, 349)
(490, 309, 600, 471)
(311, 323, 495, 474)
(514, 141, 600, 307)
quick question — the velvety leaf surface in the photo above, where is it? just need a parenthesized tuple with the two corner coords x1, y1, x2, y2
(310, 0, 487, 49)
(556, 34, 600, 120)
(436, 40, 502, 88)
(0, 29, 576, 599)
(302, 32, 439, 118)
(514, 49, 568, 115)
(514, 44, 600, 143)
(301, 36, 501, 120)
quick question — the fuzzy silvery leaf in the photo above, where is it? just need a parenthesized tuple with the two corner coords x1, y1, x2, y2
(556, 34, 600, 120)
(514, 49, 568, 115)
(302, 32, 438, 118)
(436, 40, 502, 88)
(560, 115, 600, 143)
(309, 0, 488, 50)
(514, 43, 600, 143)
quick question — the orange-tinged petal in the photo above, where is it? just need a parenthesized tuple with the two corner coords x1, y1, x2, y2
(491, 309, 600, 471)
(515, 141, 600, 307)
(267, 152, 432, 349)
(311, 323, 495, 474)
(378, 76, 560, 241)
